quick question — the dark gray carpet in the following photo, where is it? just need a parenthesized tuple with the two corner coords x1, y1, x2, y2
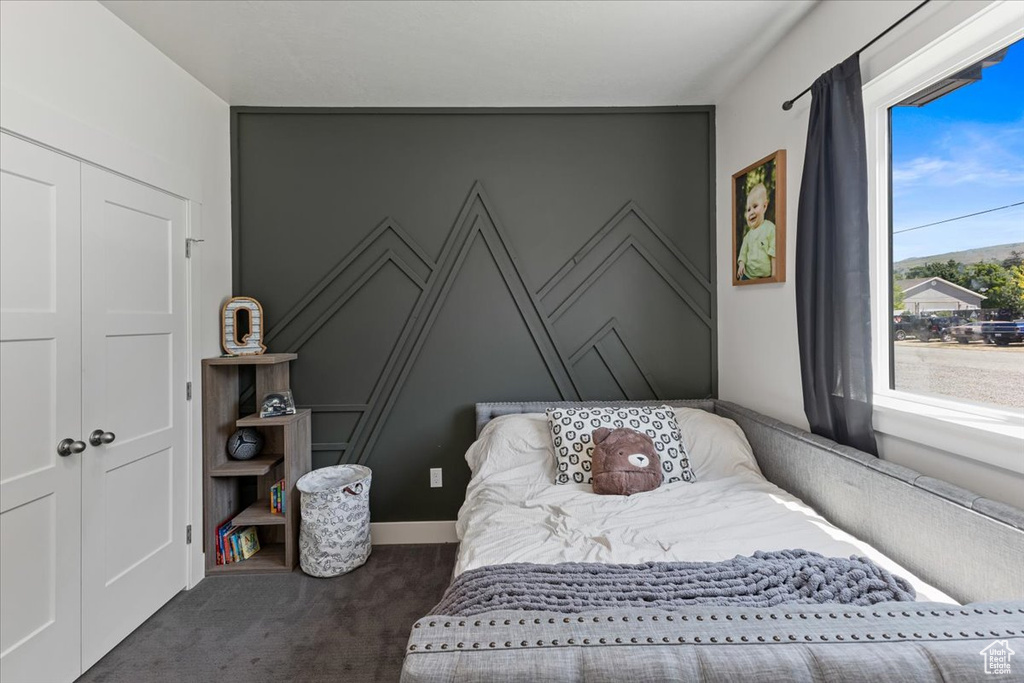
(78, 544, 458, 683)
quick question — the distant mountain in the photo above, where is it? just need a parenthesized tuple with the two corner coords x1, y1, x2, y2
(894, 242, 1024, 274)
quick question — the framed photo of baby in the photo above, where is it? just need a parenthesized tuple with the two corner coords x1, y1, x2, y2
(732, 150, 786, 286)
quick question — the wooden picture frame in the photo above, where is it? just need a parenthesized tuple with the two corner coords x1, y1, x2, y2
(732, 149, 786, 286)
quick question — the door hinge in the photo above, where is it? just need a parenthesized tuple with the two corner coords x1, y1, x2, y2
(186, 381, 192, 400)
(185, 237, 205, 258)
(186, 524, 192, 544)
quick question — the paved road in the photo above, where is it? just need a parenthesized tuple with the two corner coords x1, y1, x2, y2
(893, 341, 1024, 410)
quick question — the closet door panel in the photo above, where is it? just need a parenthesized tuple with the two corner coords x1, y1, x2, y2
(0, 133, 82, 683)
(80, 165, 188, 669)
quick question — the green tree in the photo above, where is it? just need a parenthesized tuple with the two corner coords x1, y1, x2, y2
(1002, 250, 1023, 269)
(892, 277, 905, 310)
(905, 259, 965, 284)
(965, 262, 1024, 316)
(1012, 265, 1024, 316)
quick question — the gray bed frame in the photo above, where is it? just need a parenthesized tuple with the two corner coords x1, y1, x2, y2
(401, 399, 1024, 682)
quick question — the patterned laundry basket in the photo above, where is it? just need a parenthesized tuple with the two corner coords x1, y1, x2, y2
(297, 465, 372, 577)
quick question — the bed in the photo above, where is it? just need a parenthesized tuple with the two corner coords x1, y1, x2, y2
(402, 400, 1024, 682)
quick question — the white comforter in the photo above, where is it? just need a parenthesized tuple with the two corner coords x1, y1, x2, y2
(454, 409, 955, 604)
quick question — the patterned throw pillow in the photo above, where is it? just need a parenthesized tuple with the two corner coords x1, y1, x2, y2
(546, 406, 694, 486)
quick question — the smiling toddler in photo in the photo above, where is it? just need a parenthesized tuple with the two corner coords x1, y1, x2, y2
(736, 182, 776, 280)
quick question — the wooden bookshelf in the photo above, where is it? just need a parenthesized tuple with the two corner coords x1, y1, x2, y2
(202, 353, 310, 575)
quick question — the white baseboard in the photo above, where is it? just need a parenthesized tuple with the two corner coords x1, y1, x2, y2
(370, 520, 458, 545)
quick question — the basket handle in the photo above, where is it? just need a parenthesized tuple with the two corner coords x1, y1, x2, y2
(343, 482, 364, 496)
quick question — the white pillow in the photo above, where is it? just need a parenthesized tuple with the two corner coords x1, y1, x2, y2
(671, 407, 762, 480)
(546, 405, 694, 485)
(465, 414, 553, 482)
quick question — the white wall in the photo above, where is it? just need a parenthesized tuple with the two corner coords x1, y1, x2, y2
(0, 0, 232, 582)
(715, 0, 1023, 508)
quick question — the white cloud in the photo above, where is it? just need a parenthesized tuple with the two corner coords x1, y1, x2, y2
(892, 152, 1024, 187)
(891, 120, 1024, 189)
(891, 156, 953, 183)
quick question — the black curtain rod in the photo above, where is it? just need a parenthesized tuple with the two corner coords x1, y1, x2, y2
(781, 0, 932, 111)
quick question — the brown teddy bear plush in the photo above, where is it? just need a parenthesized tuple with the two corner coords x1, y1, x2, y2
(590, 427, 663, 496)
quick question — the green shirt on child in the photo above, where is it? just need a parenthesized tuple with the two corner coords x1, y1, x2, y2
(738, 220, 776, 279)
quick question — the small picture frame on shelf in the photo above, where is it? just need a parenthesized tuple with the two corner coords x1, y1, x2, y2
(260, 390, 296, 418)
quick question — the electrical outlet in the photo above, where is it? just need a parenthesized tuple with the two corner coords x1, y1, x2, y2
(430, 468, 443, 488)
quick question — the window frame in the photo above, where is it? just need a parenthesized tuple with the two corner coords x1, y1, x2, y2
(863, 1, 1024, 474)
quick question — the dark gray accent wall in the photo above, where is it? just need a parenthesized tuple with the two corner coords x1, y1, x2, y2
(232, 108, 716, 522)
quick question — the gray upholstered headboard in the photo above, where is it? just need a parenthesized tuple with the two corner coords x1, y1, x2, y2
(473, 399, 1024, 604)
(475, 399, 716, 436)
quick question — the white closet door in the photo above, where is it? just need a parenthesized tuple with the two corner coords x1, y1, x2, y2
(0, 134, 83, 683)
(80, 165, 188, 669)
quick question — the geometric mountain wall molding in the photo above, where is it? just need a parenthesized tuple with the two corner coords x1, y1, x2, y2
(233, 109, 716, 520)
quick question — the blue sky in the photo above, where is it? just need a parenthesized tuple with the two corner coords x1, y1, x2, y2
(890, 38, 1024, 263)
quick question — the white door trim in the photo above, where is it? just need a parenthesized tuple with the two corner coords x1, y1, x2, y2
(186, 200, 205, 588)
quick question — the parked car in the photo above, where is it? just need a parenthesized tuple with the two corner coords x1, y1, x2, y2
(987, 320, 1024, 346)
(913, 316, 964, 342)
(892, 315, 919, 341)
(951, 322, 984, 344)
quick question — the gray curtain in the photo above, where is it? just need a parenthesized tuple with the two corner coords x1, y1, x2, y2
(795, 55, 878, 455)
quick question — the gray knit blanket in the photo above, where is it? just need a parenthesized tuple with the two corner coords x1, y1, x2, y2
(432, 550, 916, 616)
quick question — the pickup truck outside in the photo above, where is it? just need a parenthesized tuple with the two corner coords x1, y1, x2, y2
(951, 320, 1024, 345)
(912, 316, 963, 342)
(989, 320, 1024, 345)
(892, 315, 919, 341)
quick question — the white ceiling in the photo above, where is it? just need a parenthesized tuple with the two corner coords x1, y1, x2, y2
(100, 0, 816, 107)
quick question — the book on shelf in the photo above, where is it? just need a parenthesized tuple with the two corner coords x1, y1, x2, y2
(270, 478, 285, 515)
(214, 516, 232, 565)
(215, 520, 261, 565)
(238, 527, 260, 559)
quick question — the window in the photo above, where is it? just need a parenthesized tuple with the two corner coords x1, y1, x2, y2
(864, 3, 1023, 474)
(887, 38, 1023, 413)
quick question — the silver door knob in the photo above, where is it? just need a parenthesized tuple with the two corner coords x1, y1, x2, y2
(57, 438, 87, 457)
(89, 429, 116, 447)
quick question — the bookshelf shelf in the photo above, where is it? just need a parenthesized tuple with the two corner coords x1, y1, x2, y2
(208, 453, 284, 477)
(232, 499, 286, 527)
(203, 353, 298, 366)
(206, 543, 286, 575)
(236, 409, 310, 427)
(202, 354, 311, 576)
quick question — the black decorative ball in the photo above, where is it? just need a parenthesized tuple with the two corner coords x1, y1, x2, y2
(227, 428, 264, 461)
